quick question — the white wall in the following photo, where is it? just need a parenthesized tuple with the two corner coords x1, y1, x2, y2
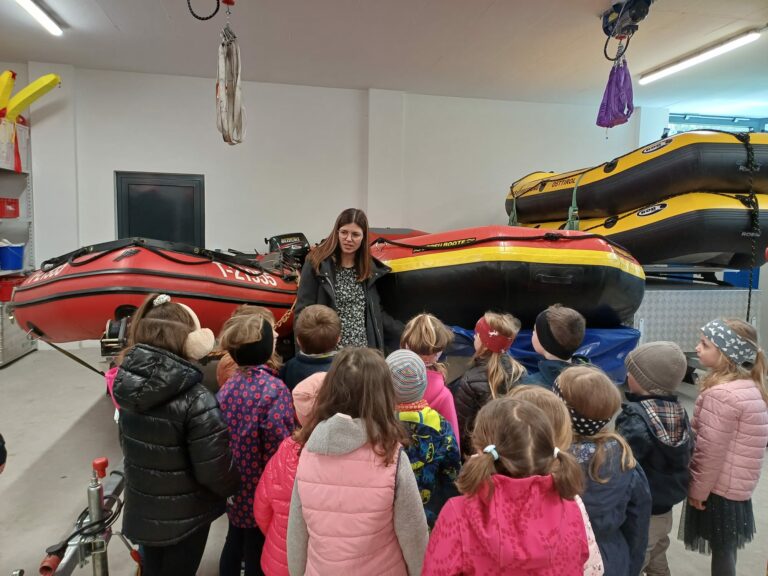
(74, 69, 368, 255)
(21, 65, 663, 257)
(0, 61, 28, 87)
(399, 95, 640, 232)
(29, 62, 78, 265)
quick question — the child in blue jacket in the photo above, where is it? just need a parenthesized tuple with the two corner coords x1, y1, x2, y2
(557, 365, 652, 576)
(386, 349, 461, 527)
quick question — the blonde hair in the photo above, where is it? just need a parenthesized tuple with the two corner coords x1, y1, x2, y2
(221, 305, 282, 371)
(457, 397, 584, 501)
(475, 312, 526, 398)
(701, 318, 768, 405)
(400, 313, 454, 378)
(508, 385, 573, 450)
(557, 365, 635, 483)
(219, 314, 268, 352)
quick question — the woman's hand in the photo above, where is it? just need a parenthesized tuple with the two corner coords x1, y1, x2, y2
(687, 496, 706, 510)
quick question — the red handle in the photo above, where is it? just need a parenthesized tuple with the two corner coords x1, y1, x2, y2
(92, 457, 109, 479)
(39, 554, 62, 575)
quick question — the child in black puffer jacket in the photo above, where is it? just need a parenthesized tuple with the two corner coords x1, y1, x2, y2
(453, 311, 526, 458)
(113, 293, 240, 576)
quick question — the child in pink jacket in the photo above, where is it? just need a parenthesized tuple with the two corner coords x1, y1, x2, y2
(680, 318, 768, 576)
(286, 347, 428, 576)
(423, 396, 603, 576)
(400, 312, 460, 452)
(254, 372, 324, 576)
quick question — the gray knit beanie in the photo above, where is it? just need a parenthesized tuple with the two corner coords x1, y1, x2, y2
(386, 349, 428, 404)
(625, 341, 687, 395)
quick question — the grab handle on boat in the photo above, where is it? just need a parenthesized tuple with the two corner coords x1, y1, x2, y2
(534, 273, 575, 285)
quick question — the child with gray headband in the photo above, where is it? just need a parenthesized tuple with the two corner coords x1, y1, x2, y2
(679, 318, 768, 576)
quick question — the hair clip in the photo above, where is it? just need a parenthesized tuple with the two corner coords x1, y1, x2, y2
(153, 294, 171, 306)
(483, 444, 499, 461)
(553, 447, 561, 459)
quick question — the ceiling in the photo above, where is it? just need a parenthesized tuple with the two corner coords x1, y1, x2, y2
(1, 0, 767, 117)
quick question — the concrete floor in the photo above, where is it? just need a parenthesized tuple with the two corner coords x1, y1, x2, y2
(1, 348, 767, 575)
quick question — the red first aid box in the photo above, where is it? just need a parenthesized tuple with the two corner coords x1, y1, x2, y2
(0, 197, 20, 218)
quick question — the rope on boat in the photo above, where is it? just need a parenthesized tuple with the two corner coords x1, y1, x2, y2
(40, 239, 298, 281)
(371, 230, 634, 256)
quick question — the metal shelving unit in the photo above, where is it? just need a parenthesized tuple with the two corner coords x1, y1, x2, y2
(0, 119, 37, 365)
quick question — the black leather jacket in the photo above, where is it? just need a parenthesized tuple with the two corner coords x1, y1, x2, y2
(294, 256, 403, 351)
(113, 344, 240, 545)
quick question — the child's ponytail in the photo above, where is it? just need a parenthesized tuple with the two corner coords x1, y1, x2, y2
(550, 449, 584, 500)
(487, 354, 526, 398)
(455, 446, 498, 499)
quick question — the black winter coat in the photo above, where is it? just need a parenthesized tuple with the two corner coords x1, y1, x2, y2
(453, 356, 520, 457)
(113, 344, 240, 546)
(294, 256, 403, 352)
(616, 393, 693, 515)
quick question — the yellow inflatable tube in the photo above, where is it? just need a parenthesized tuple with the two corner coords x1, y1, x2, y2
(0, 70, 16, 110)
(5, 73, 61, 122)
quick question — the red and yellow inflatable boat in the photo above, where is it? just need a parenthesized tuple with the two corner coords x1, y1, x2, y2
(370, 225, 645, 329)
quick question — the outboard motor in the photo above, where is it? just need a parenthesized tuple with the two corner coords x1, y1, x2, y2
(265, 233, 310, 268)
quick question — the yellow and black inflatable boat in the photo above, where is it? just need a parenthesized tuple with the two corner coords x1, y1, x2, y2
(507, 131, 768, 223)
(527, 192, 768, 267)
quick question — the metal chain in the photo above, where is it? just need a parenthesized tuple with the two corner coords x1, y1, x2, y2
(735, 132, 760, 322)
(274, 274, 300, 330)
(187, 0, 220, 21)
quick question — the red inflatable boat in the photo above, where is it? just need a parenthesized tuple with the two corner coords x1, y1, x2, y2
(10, 238, 300, 342)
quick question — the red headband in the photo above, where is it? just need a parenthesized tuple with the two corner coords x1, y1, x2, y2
(475, 317, 514, 353)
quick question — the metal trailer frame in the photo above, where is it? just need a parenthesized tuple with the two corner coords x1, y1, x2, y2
(40, 464, 126, 576)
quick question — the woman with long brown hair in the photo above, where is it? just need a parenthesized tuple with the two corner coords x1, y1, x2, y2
(294, 208, 402, 351)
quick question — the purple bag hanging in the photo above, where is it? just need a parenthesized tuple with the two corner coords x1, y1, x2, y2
(596, 60, 634, 128)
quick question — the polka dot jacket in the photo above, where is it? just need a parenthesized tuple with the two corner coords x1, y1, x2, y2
(217, 365, 296, 528)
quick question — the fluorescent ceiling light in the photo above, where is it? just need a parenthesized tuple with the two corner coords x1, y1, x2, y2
(15, 0, 62, 36)
(639, 30, 761, 85)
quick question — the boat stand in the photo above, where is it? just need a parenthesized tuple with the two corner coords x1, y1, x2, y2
(36, 458, 140, 576)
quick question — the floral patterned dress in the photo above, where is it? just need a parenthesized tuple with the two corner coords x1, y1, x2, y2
(334, 266, 368, 348)
(217, 365, 296, 528)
